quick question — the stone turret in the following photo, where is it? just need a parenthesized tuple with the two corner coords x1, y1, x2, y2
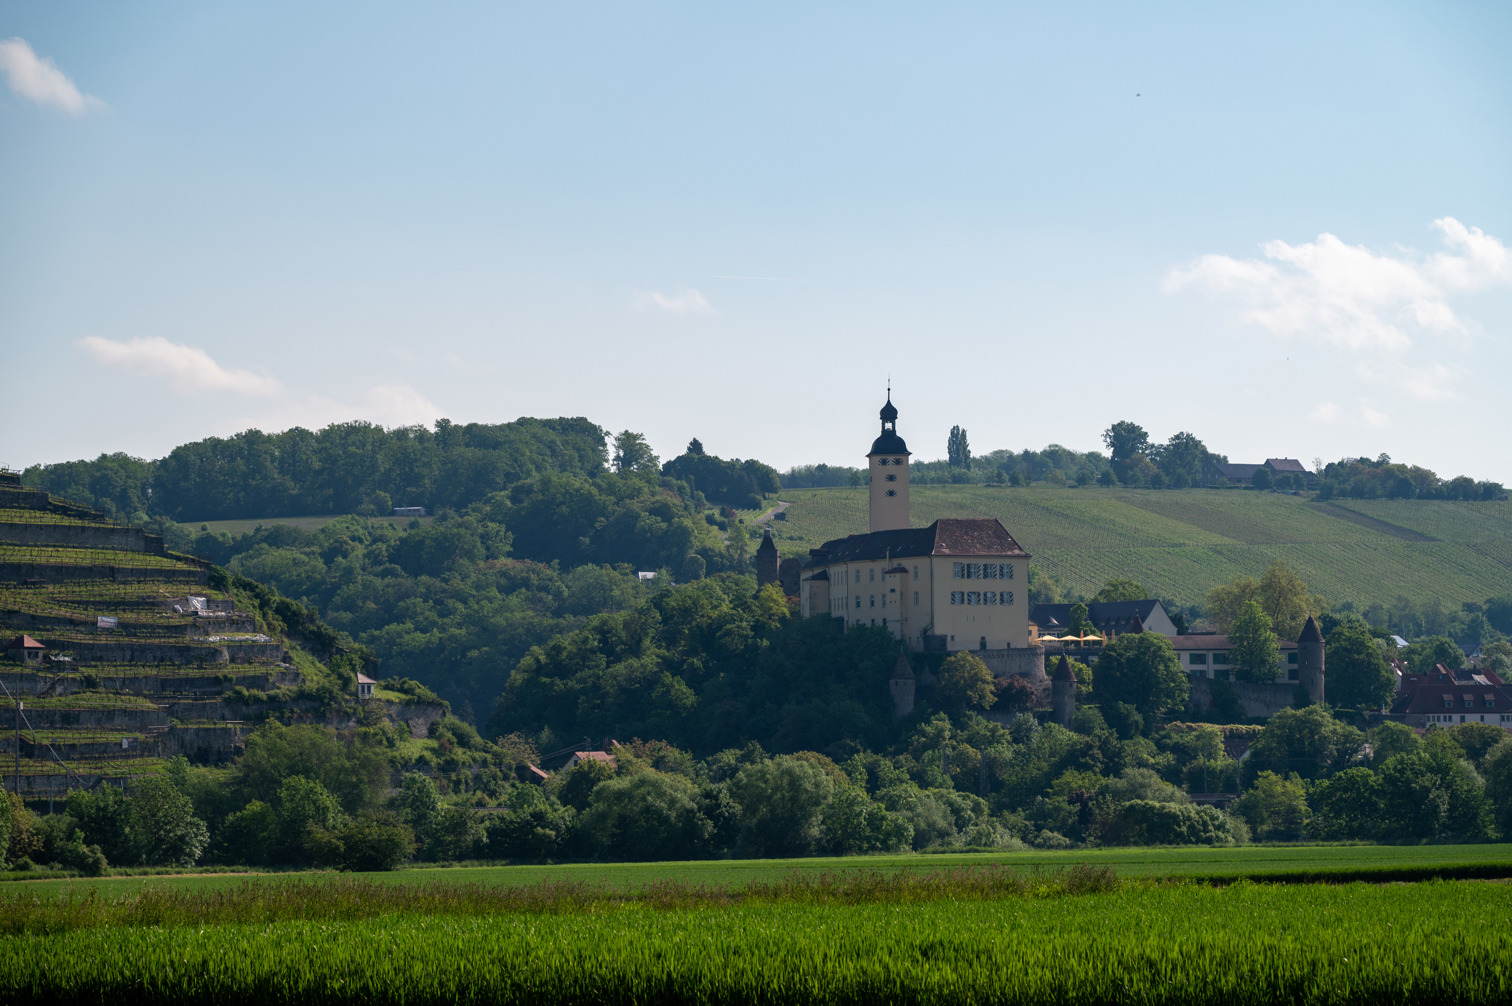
(756, 529, 779, 589)
(1298, 614, 1325, 705)
(889, 652, 916, 719)
(1051, 655, 1077, 727)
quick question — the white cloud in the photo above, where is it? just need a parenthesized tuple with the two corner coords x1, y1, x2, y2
(82, 335, 441, 432)
(81, 336, 283, 397)
(1310, 402, 1342, 423)
(1164, 218, 1511, 354)
(633, 289, 713, 314)
(0, 38, 104, 114)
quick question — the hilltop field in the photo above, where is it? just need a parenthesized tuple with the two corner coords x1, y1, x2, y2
(746, 485, 1512, 608)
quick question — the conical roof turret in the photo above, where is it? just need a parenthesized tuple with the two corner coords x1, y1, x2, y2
(1298, 614, 1323, 643)
(1052, 655, 1077, 682)
(890, 652, 915, 680)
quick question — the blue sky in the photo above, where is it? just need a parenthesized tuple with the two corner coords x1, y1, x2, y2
(3, 2, 1510, 482)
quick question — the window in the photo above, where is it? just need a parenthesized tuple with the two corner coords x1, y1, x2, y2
(1464, 695, 1475, 708)
(950, 591, 965, 605)
(913, 565, 919, 578)
(856, 597, 861, 609)
(1189, 654, 1208, 665)
(982, 563, 999, 580)
(869, 569, 875, 582)
(967, 563, 982, 579)
(1486, 695, 1496, 708)
(913, 591, 919, 604)
(984, 591, 998, 605)
(877, 458, 890, 466)
(1288, 653, 1298, 664)
(885, 490, 897, 497)
(892, 458, 905, 465)
(870, 595, 876, 608)
(966, 591, 982, 605)
(1002, 563, 1015, 580)
(1443, 694, 1454, 708)
(1002, 591, 1015, 605)
(953, 563, 965, 578)
(1212, 652, 1229, 664)
(885, 474, 897, 482)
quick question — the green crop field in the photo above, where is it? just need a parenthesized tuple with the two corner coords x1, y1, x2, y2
(3, 869, 1510, 1004)
(192, 513, 433, 536)
(12, 842, 1512, 900)
(760, 486, 1512, 607)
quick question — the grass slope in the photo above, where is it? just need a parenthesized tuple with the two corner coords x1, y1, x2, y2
(757, 486, 1512, 607)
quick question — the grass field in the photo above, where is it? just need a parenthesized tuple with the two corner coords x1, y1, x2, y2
(12, 842, 1512, 899)
(3, 870, 1510, 1004)
(758, 486, 1512, 607)
(191, 513, 433, 535)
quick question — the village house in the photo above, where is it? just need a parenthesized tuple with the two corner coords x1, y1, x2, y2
(1391, 663, 1512, 730)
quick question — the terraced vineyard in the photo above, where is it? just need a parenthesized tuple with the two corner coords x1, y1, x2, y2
(0, 470, 359, 801)
(759, 486, 1512, 607)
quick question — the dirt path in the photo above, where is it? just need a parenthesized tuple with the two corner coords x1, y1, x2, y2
(753, 501, 792, 526)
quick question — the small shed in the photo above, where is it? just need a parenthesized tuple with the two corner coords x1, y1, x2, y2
(563, 750, 617, 770)
(356, 672, 377, 699)
(4, 634, 46, 665)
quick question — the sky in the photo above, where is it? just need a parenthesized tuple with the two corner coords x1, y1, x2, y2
(2, 2, 1510, 482)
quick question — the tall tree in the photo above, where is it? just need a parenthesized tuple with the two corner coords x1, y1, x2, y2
(1324, 621, 1395, 709)
(1092, 578, 1149, 603)
(1152, 431, 1208, 488)
(612, 430, 659, 474)
(947, 426, 972, 470)
(1228, 600, 1282, 683)
(1093, 632, 1188, 724)
(1101, 421, 1151, 464)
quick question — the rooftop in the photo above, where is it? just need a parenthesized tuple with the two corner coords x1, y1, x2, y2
(808, 518, 1029, 565)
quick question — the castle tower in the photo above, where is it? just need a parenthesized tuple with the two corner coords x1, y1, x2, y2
(889, 651, 916, 719)
(1051, 655, 1077, 727)
(1298, 614, 1325, 705)
(868, 391, 911, 533)
(756, 529, 779, 589)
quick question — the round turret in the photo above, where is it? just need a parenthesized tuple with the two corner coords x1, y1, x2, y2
(1297, 614, 1325, 705)
(1051, 655, 1076, 727)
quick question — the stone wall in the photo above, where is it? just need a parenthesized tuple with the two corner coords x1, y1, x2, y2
(0, 521, 167, 554)
(0, 562, 208, 585)
(1188, 677, 1298, 719)
(157, 724, 245, 762)
(980, 646, 1047, 684)
(19, 705, 170, 730)
(32, 637, 285, 665)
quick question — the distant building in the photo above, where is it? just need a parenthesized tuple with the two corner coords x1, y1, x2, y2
(1208, 458, 1316, 487)
(393, 507, 427, 517)
(799, 393, 1035, 658)
(1172, 633, 1303, 682)
(1392, 663, 1512, 731)
(1030, 600, 1178, 638)
(563, 750, 617, 770)
(756, 530, 779, 589)
(356, 672, 376, 699)
(4, 634, 45, 664)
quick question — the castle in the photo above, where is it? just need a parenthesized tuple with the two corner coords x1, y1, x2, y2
(798, 394, 1044, 681)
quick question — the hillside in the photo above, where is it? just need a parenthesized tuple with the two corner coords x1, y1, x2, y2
(0, 470, 443, 801)
(751, 486, 1512, 608)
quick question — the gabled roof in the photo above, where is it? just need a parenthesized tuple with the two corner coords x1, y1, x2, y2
(1392, 673, 1512, 715)
(1030, 600, 1165, 633)
(1265, 458, 1308, 473)
(808, 518, 1029, 565)
(356, 673, 377, 685)
(6, 634, 44, 650)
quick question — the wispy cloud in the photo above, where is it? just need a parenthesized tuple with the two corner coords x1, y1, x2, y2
(0, 38, 104, 114)
(81, 336, 442, 431)
(1164, 219, 1510, 416)
(633, 289, 713, 314)
(81, 336, 283, 397)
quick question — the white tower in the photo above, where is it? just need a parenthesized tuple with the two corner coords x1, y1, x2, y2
(868, 391, 911, 532)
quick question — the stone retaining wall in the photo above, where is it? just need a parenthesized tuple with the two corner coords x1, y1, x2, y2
(1188, 677, 1299, 718)
(0, 562, 208, 585)
(0, 521, 167, 555)
(19, 706, 170, 730)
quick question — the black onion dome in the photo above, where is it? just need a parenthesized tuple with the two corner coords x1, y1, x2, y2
(870, 430, 909, 455)
(880, 395, 898, 423)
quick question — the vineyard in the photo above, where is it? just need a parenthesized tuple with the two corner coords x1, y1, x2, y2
(758, 486, 1512, 607)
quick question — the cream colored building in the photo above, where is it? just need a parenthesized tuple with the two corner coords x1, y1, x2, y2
(800, 396, 1034, 654)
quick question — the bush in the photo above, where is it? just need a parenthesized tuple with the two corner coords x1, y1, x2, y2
(338, 814, 416, 871)
(1098, 800, 1239, 846)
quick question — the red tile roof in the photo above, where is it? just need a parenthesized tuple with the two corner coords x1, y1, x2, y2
(6, 635, 44, 650)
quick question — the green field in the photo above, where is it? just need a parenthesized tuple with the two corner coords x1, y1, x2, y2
(759, 486, 1512, 607)
(191, 513, 432, 535)
(4, 869, 1510, 1004)
(13, 842, 1512, 900)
